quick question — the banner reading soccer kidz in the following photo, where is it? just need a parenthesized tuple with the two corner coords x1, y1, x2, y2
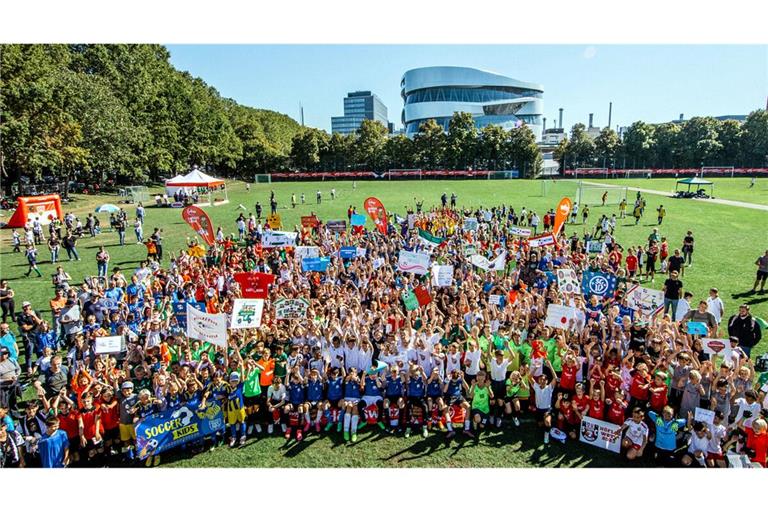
(181, 205, 216, 246)
(364, 197, 388, 235)
(397, 250, 430, 275)
(579, 416, 622, 453)
(625, 284, 664, 319)
(552, 197, 572, 236)
(136, 400, 224, 460)
(581, 271, 618, 298)
(230, 299, 265, 329)
(274, 298, 310, 320)
(262, 230, 298, 248)
(186, 304, 228, 348)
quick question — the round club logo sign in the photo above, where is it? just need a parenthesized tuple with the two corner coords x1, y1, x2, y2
(587, 275, 610, 295)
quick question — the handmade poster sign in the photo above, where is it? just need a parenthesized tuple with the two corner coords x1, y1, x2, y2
(186, 305, 228, 347)
(431, 265, 454, 287)
(625, 285, 664, 319)
(94, 335, 124, 354)
(262, 230, 298, 248)
(230, 299, 264, 329)
(274, 298, 310, 320)
(397, 251, 430, 275)
(544, 303, 586, 331)
(556, 269, 580, 294)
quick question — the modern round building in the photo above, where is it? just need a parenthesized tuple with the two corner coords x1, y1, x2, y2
(401, 66, 543, 139)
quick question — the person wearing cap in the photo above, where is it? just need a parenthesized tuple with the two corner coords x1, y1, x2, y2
(727, 304, 762, 358)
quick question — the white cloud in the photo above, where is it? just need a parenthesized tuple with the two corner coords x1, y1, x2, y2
(582, 46, 597, 59)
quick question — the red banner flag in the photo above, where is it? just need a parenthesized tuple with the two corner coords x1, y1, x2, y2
(414, 285, 432, 307)
(364, 197, 388, 235)
(182, 205, 216, 246)
(233, 272, 275, 299)
(552, 197, 572, 236)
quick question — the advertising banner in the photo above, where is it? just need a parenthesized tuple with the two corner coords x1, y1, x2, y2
(136, 400, 225, 460)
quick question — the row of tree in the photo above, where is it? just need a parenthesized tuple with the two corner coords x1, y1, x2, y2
(554, 112, 768, 170)
(289, 113, 543, 176)
(1, 44, 302, 192)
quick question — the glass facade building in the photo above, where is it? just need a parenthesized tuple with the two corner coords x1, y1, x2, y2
(331, 91, 389, 135)
(401, 67, 544, 140)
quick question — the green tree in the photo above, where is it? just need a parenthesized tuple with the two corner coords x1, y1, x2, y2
(383, 134, 415, 170)
(446, 112, 477, 169)
(715, 119, 743, 166)
(413, 119, 447, 170)
(290, 128, 328, 171)
(622, 121, 655, 168)
(679, 117, 722, 167)
(352, 119, 388, 171)
(507, 125, 542, 177)
(566, 123, 596, 169)
(593, 127, 620, 169)
(651, 123, 682, 168)
(740, 109, 768, 167)
(477, 125, 507, 170)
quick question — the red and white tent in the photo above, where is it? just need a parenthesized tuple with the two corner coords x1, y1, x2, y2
(165, 169, 228, 206)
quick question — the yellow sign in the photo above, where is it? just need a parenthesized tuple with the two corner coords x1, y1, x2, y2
(267, 213, 282, 229)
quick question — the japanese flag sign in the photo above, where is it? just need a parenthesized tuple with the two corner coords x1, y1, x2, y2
(544, 303, 585, 331)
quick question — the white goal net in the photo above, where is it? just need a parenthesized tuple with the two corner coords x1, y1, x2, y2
(254, 174, 272, 184)
(577, 181, 627, 206)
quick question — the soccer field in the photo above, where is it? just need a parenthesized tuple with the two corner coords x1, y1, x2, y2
(1, 177, 765, 467)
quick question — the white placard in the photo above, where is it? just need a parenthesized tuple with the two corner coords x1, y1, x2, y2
(262, 230, 298, 248)
(407, 214, 415, 230)
(587, 240, 605, 253)
(626, 285, 664, 319)
(186, 304, 228, 347)
(61, 305, 81, 323)
(694, 407, 715, 425)
(294, 246, 320, 263)
(94, 335, 124, 354)
(372, 257, 385, 270)
(701, 337, 733, 363)
(544, 303, 585, 331)
(397, 250, 430, 275)
(556, 268, 580, 294)
(579, 417, 622, 453)
(510, 226, 532, 237)
(489, 294, 503, 306)
(528, 234, 556, 248)
(431, 264, 454, 287)
(356, 247, 367, 258)
(230, 299, 265, 329)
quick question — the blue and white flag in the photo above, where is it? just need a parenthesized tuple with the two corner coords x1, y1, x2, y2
(136, 400, 225, 460)
(302, 257, 331, 272)
(581, 271, 617, 298)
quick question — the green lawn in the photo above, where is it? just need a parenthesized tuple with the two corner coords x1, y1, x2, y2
(593, 177, 768, 205)
(1, 177, 766, 467)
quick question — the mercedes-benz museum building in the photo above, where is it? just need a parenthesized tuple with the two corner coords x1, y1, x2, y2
(401, 66, 543, 140)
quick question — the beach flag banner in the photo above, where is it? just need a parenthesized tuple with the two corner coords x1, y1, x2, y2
(553, 197, 573, 236)
(182, 205, 216, 246)
(364, 197, 388, 235)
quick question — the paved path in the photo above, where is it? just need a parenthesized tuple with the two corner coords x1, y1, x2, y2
(582, 181, 768, 212)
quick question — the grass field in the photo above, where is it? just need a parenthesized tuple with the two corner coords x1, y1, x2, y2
(0, 177, 766, 467)
(594, 177, 768, 205)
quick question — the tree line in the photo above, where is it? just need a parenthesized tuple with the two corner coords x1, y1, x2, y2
(554, 112, 768, 170)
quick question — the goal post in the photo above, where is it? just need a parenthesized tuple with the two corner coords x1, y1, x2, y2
(124, 186, 149, 204)
(254, 174, 272, 184)
(701, 166, 734, 178)
(577, 181, 627, 206)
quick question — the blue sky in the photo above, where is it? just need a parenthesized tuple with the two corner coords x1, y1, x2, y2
(167, 45, 767, 132)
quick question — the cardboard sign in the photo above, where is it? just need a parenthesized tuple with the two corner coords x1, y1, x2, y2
(694, 407, 715, 426)
(301, 215, 319, 228)
(701, 338, 732, 361)
(339, 246, 357, 260)
(94, 335, 124, 354)
(509, 226, 532, 237)
(302, 257, 331, 272)
(587, 240, 605, 253)
(350, 214, 366, 226)
(544, 303, 586, 331)
(397, 251, 430, 275)
(579, 417, 622, 453)
(626, 285, 664, 319)
(528, 233, 556, 248)
(326, 220, 347, 233)
(186, 305, 228, 348)
(230, 299, 264, 329)
(294, 246, 320, 263)
(489, 294, 503, 306)
(556, 269, 580, 294)
(431, 265, 454, 287)
(687, 322, 709, 336)
(463, 218, 479, 231)
(274, 298, 310, 320)
(266, 213, 282, 229)
(262, 230, 297, 248)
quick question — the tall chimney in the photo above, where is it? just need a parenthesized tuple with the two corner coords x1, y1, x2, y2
(608, 102, 612, 129)
(558, 108, 563, 130)
(589, 113, 594, 128)
(543, 117, 547, 132)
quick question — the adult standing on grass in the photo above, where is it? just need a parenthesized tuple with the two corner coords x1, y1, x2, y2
(24, 244, 42, 278)
(751, 249, 768, 293)
(150, 228, 164, 261)
(47, 235, 60, 263)
(0, 281, 15, 324)
(136, 202, 145, 224)
(62, 231, 80, 261)
(134, 217, 143, 243)
(656, 204, 666, 225)
(682, 230, 695, 266)
(0, 347, 21, 413)
(316, 190, 322, 205)
(115, 215, 126, 246)
(18, 301, 41, 375)
(727, 304, 762, 358)
(662, 270, 683, 319)
(96, 246, 110, 279)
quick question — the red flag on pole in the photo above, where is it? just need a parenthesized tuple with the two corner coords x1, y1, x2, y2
(233, 272, 275, 299)
(182, 205, 216, 246)
(363, 197, 388, 235)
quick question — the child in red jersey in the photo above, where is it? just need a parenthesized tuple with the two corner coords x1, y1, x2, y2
(586, 379, 606, 420)
(555, 392, 582, 439)
(53, 390, 80, 464)
(606, 389, 628, 425)
(572, 382, 589, 419)
(648, 371, 669, 414)
(77, 392, 103, 465)
(98, 387, 120, 456)
(628, 362, 651, 411)
(559, 354, 579, 393)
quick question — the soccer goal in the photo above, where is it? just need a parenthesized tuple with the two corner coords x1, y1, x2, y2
(701, 166, 734, 178)
(254, 174, 272, 184)
(124, 186, 149, 204)
(577, 181, 627, 206)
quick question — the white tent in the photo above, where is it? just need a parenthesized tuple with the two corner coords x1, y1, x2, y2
(165, 169, 228, 206)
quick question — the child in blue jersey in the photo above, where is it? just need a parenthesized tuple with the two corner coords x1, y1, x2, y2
(226, 372, 247, 447)
(425, 366, 445, 432)
(285, 368, 307, 441)
(203, 371, 229, 448)
(443, 369, 473, 439)
(325, 366, 345, 432)
(383, 366, 406, 435)
(361, 366, 385, 431)
(306, 368, 326, 433)
(405, 363, 428, 437)
(342, 368, 362, 442)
